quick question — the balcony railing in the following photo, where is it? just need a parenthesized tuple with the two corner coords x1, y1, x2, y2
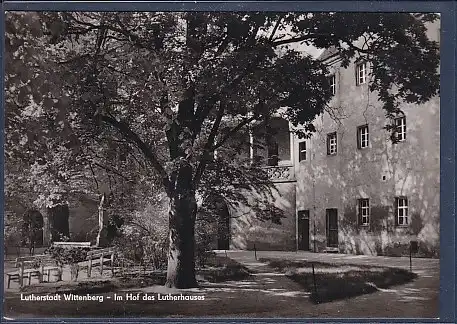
(264, 165, 295, 182)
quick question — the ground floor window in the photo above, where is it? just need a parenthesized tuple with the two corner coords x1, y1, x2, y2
(358, 198, 370, 226)
(395, 197, 408, 225)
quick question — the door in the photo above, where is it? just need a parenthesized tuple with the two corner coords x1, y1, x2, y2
(298, 210, 310, 251)
(326, 209, 338, 248)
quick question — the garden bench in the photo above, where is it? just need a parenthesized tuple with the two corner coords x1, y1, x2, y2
(6, 255, 62, 288)
(86, 247, 116, 277)
(52, 242, 91, 249)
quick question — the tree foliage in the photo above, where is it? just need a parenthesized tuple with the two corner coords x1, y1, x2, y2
(5, 11, 439, 287)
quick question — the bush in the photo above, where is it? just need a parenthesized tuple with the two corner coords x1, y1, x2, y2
(45, 246, 90, 281)
(44, 246, 89, 266)
(142, 237, 168, 270)
(195, 219, 216, 268)
(112, 226, 168, 270)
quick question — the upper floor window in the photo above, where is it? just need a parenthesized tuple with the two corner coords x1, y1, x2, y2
(395, 197, 409, 226)
(357, 124, 369, 149)
(299, 141, 307, 162)
(358, 198, 370, 226)
(394, 116, 406, 142)
(327, 132, 337, 155)
(356, 62, 367, 85)
(329, 74, 336, 95)
(267, 140, 279, 166)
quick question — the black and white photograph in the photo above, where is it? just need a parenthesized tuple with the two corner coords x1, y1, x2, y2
(3, 10, 441, 319)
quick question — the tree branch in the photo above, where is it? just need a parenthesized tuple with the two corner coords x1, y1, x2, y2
(268, 16, 283, 42)
(271, 35, 313, 47)
(92, 161, 134, 183)
(212, 115, 257, 151)
(193, 101, 226, 188)
(100, 114, 171, 195)
(88, 162, 99, 190)
(124, 220, 153, 236)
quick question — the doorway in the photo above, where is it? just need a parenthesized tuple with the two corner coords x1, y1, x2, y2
(326, 208, 338, 248)
(298, 210, 310, 251)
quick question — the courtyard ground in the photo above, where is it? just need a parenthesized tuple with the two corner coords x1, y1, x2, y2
(223, 250, 439, 318)
(3, 250, 439, 319)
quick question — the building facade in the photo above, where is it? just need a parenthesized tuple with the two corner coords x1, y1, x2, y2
(227, 23, 440, 257)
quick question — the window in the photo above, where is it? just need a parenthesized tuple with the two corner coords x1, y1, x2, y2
(267, 140, 279, 166)
(299, 141, 307, 162)
(358, 199, 370, 226)
(357, 125, 369, 149)
(395, 197, 409, 226)
(329, 74, 336, 95)
(356, 62, 367, 85)
(394, 116, 406, 142)
(327, 132, 337, 155)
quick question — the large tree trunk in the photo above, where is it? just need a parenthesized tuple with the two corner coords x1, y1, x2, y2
(163, 14, 205, 288)
(165, 165, 198, 289)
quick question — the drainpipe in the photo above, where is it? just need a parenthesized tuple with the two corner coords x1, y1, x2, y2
(313, 221, 317, 253)
(312, 152, 317, 253)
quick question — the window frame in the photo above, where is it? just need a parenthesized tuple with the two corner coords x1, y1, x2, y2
(298, 141, 307, 162)
(358, 198, 370, 226)
(395, 197, 409, 226)
(356, 62, 367, 85)
(357, 124, 370, 149)
(326, 132, 337, 156)
(329, 74, 336, 95)
(394, 116, 407, 142)
(267, 140, 279, 166)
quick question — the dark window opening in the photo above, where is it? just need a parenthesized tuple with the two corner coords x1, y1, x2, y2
(299, 141, 307, 162)
(267, 140, 279, 166)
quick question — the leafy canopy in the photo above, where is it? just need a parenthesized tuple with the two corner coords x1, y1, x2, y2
(5, 12, 439, 209)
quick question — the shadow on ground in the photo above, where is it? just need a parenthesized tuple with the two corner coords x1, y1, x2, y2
(261, 257, 417, 303)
